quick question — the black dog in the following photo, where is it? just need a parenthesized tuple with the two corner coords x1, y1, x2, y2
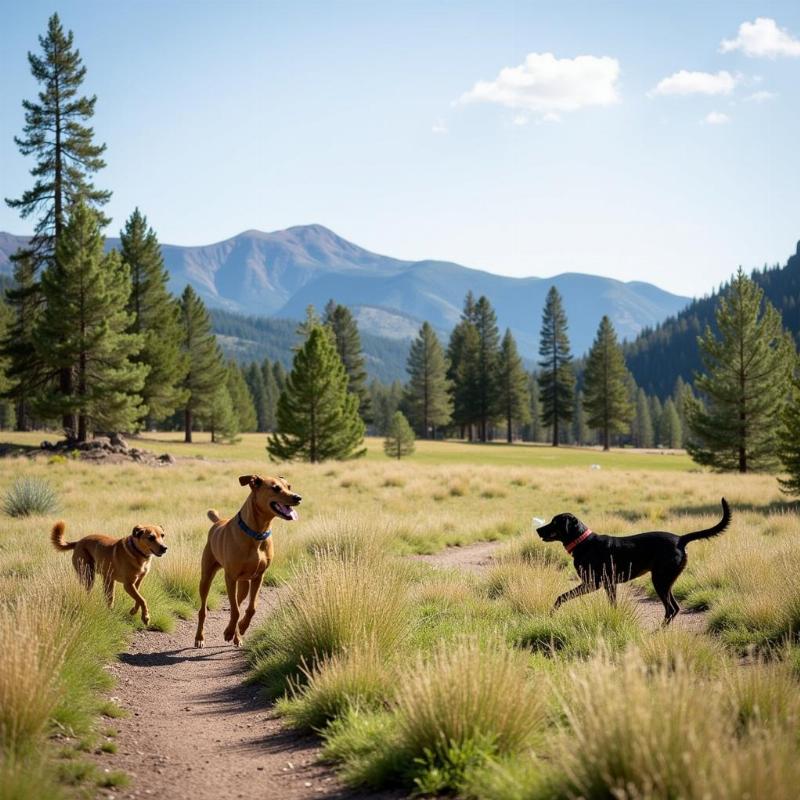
(536, 498, 731, 624)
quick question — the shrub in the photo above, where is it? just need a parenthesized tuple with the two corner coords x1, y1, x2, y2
(2, 477, 58, 518)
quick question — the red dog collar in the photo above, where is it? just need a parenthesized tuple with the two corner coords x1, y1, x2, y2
(564, 528, 592, 554)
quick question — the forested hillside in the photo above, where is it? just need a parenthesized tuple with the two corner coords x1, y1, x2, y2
(625, 242, 800, 398)
(210, 308, 410, 383)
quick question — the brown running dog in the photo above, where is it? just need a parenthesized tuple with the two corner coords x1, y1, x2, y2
(50, 521, 168, 625)
(194, 474, 301, 648)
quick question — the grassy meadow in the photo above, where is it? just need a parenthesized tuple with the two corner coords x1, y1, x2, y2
(0, 432, 799, 798)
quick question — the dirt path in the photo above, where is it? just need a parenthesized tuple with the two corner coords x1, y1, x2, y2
(414, 540, 709, 632)
(95, 590, 397, 800)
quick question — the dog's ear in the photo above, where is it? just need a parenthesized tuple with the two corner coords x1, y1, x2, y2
(238, 475, 263, 489)
(132, 525, 144, 538)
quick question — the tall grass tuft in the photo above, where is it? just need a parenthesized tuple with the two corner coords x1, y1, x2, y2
(392, 637, 546, 793)
(0, 600, 66, 754)
(279, 638, 392, 731)
(247, 554, 410, 697)
(2, 477, 58, 518)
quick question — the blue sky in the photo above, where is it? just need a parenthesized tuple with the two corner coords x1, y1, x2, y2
(2, 0, 799, 296)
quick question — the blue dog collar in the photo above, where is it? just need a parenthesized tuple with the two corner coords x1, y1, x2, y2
(237, 512, 272, 541)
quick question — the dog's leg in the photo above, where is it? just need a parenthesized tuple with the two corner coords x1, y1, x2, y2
(222, 573, 242, 646)
(553, 582, 594, 611)
(238, 574, 264, 637)
(123, 582, 150, 626)
(652, 571, 681, 625)
(73, 550, 95, 590)
(194, 546, 220, 648)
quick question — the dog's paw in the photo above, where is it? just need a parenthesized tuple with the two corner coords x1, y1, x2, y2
(142, 615, 150, 626)
(194, 638, 205, 648)
(223, 625, 235, 642)
(129, 606, 137, 616)
(232, 635, 241, 647)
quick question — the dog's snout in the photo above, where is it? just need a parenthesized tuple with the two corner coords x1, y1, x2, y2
(291, 494, 302, 504)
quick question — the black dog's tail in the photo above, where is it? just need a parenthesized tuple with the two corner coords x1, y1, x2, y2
(679, 498, 731, 548)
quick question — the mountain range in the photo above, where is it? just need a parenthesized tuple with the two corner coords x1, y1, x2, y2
(0, 225, 689, 361)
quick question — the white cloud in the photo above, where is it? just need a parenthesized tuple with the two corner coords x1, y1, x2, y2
(745, 90, 777, 103)
(511, 114, 529, 126)
(651, 70, 738, 96)
(432, 119, 448, 134)
(703, 111, 731, 125)
(721, 17, 800, 59)
(458, 52, 620, 117)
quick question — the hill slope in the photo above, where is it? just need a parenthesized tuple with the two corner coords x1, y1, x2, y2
(0, 225, 689, 358)
(625, 241, 800, 398)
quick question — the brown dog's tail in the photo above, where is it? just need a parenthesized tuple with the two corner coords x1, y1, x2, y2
(207, 509, 221, 523)
(679, 498, 731, 548)
(50, 520, 75, 551)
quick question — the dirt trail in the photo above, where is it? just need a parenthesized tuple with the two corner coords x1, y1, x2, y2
(95, 590, 397, 800)
(414, 539, 709, 632)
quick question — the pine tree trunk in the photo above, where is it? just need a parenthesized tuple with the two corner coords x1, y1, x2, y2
(506, 414, 512, 444)
(185, 408, 193, 443)
(553, 416, 559, 447)
(15, 401, 27, 432)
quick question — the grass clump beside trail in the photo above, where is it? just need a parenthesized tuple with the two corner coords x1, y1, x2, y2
(2, 476, 59, 518)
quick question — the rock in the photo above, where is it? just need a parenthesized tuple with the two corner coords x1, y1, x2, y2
(110, 433, 128, 449)
(159, 453, 176, 464)
(40, 440, 54, 450)
(91, 436, 112, 448)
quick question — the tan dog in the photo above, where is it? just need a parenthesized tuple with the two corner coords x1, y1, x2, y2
(51, 521, 168, 625)
(194, 474, 301, 648)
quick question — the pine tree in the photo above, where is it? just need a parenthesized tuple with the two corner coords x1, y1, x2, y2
(5, 13, 110, 262)
(526, 372, 544, 442)
(778, 376, 800, 495)
(204, 384, 240, 444)
(537, 286, 575, 446)
(1, 255, 42, 429)
(226, 362, 257, 432)
(660, 398, 683, 449)
(473, 296, 501, 441)
(383, 411, 415, 459)
(370, 379, 403, 435)
(34, 203, 146, 440)
(273, 361, 287, 393)
(267, 325, 365, 462)
(633, 388, 654, 448)
(573, 389, 589, 446)
(244, 363, 268, 432)
(120, 208, 188, 424)
(178, 286, 226, 443)
(405, 322, 452, 438)
(447, 321, 480, 440)
(687, 269, 796, 472)
(5, 14, 111, 434)
(323, 300, 372, 422)
(497, 329, 530, 443)
(262, 360, 279, 431)
(650, 396, 664, 446)
(583, 316, 634, 451)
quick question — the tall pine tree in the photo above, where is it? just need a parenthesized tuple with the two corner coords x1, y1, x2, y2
(267, 325, 365, 462)
(34, 203, 146, 440)
(261, 358, 279, 431)
(583, 316, 634, 451)
(5, 13, 110, 433)
(778, 375, 800, 495)
(473, 296, 501, 441)
(323, 300, 371, 422)
(226, 362, 257, 432)
(120, 208, 188, 424)
(687, 269, 795, 472)
(447, 293, 480, 439)
(497, 329, 530, 442)
(633, 388, 654, 448)
(178, 286, 226, 443)
(404, 322, 452, 438)
(245, 362, 268, 432)
(537, 286, 575, 446)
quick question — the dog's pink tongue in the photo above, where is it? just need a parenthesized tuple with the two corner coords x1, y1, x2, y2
(287, 506, 299, 521)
